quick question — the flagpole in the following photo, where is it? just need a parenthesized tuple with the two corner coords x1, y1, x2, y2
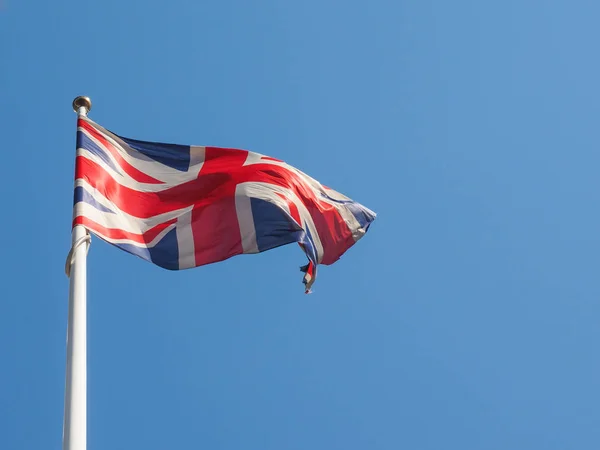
(63, 96, 92, 450)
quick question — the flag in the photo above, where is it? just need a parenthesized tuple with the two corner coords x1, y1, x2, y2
(73, 117, 376, 292)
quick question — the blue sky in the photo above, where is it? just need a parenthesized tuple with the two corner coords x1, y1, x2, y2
(2, 1, 600, 449)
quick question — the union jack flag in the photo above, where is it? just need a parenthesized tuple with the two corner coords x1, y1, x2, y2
(73, 117, 376, 292)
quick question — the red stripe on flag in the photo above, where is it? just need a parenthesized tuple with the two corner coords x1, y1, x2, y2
(191, 147, 246, 265)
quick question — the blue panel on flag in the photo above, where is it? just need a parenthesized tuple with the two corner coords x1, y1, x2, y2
(114, 228, 179, 270)
(345, 202, 376, 231)
(148, 228, 180, 270)
(118, 136, 191, 172)
(251, 198, 303, 252)
(74, 186, 115, 214)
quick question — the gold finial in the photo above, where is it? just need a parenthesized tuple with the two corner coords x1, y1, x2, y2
(72, 96, 92, 114)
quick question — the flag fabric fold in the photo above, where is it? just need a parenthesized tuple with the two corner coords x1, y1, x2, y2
(73, 117, 375, 292)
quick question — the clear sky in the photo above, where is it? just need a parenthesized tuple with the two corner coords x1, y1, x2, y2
(2, 1, 600, 449)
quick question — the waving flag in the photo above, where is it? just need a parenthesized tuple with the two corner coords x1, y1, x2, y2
(73, 117, 375, 292)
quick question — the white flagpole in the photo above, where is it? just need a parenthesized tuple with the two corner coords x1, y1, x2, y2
(63, 96, 92, 450)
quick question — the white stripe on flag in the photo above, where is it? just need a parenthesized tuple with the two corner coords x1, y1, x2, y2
(235, 186, 259, 254)
(176, 208, 196, 269)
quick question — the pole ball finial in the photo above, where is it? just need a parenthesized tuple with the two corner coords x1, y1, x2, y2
(72, 96, 92, 113)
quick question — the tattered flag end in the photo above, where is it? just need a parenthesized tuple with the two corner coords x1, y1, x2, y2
(300, 261, 316, 294)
